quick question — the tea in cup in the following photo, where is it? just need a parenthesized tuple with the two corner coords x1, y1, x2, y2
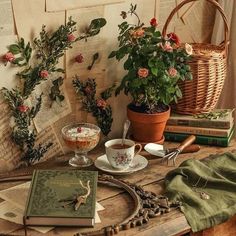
(105, 139, 142, 170)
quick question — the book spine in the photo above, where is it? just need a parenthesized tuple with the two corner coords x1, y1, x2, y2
(164, 132, 231, 147)
(167, 119, 231, 129)
(165, 125, 230, 137)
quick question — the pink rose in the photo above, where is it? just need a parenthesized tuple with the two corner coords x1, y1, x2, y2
(67, 33, 76, 42)
(40, 70, 49, 78)
(168, 67, 177, 77)
(96, 99, 107, 109)
(3, 52, 15, 62)
(18, 105, 29, 113)
(162, 42, 173, 52)
(138, 68, 149, 78)
(75, 54, 84, 63)
(150, 18, 158, 27)
(130, 28, 145, 38)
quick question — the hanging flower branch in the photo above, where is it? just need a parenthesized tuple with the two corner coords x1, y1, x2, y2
(1, 17, 106, 165)
(73, 76, 115, 136)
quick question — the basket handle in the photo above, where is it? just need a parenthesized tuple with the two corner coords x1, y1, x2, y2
(162, 0, 229, 47)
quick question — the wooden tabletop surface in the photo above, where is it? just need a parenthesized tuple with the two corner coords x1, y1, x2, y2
(1, 138, 236, 236)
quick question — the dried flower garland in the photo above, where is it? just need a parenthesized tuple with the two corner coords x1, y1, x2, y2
(1, 17, 106, 165)
(72, 77, 115, 136)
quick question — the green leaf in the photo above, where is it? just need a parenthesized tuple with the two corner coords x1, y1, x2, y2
(9, 44, 21, 54)
(89, 18, 107, 29)
(108, 51, 117, 59)
(151, 67, 158, 76)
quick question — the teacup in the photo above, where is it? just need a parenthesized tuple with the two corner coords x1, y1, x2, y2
(105, 139, 142, 170)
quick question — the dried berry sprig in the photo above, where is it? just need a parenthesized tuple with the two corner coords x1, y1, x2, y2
(193, 110, 234, 120)
(73, 76, 115, 136)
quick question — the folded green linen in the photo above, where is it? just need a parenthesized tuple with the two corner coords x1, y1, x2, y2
(164, 152, 236, 232)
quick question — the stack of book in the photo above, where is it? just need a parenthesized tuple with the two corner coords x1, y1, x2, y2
(164, 109, 235, 147)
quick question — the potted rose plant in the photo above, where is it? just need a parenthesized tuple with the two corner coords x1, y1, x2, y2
(109, 4, 193, 143)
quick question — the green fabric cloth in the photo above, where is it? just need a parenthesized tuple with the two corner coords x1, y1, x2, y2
(164, 152, 236, 233)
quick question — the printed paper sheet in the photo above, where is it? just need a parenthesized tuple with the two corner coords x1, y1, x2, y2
(0, 0, 15, 36)
(35, 126, 64, 161)
(0, 101, 21, 172)
(46, 0, 125, 12)
(0, 35, 19, 90)
(12, 0, 64, 41)
(32, 79, 72, 133)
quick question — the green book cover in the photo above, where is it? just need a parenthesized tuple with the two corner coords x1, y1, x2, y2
(164, 126, 235, 147)
(25, 169, 98, 226)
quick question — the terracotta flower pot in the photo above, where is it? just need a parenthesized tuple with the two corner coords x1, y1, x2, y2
(127, 105, 170, 143)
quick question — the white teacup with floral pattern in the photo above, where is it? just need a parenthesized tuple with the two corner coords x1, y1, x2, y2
(105, 139, 142, 170)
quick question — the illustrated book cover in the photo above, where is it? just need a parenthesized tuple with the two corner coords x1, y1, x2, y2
(167, 109, 234, 129)
(24, 169, 98, 227)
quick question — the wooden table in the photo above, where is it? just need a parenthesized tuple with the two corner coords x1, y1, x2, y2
(1, 139, 236, 236)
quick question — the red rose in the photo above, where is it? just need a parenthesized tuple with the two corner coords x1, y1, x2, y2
(138, 68, 149, 78)
(18, 105, 29, 113)
(167, 32, 180, 46)
(75, 54, 84, 63)
(40, 70, 49, 78)
(3, 52, 15, 62)
(150, 18, 158, 27)
(96, 99, 107, 109)
(77, 127, 82, 133)
(67, 33, 76, 42)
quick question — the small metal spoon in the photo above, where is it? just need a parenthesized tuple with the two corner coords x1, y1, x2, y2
(122, 120, 130, 146)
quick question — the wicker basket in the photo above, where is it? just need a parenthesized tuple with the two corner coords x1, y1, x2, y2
(162, 0, 229, 114)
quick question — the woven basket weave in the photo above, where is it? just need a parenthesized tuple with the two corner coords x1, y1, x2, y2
(162, 0, 229, 114)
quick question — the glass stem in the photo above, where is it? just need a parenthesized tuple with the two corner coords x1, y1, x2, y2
(75, 151, 88, 163)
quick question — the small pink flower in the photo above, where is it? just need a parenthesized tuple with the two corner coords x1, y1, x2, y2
(18, 105, 29, 113)
(67, 33, 76, 42)
(3, 52, 15, 62)
(168, 67, 177, 77)
(75, 54, 84, 63)
(162, 41, 173, 52)
(138, 68, 149, 78)
(40, 70, 49, 78)
(96, 99, 107, 109)
(150, 18, 158, 27)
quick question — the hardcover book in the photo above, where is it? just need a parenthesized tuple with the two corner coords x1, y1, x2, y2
(24, 170, 98, 227)
(164, 126, 235, 147)
(167, 109, 234, 129)
(165, 120, 234, 137)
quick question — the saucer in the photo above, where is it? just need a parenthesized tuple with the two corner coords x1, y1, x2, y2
(94, 154, 148, 175)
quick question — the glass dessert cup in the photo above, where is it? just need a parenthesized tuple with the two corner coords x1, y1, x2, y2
(61, 123, 100, 167)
